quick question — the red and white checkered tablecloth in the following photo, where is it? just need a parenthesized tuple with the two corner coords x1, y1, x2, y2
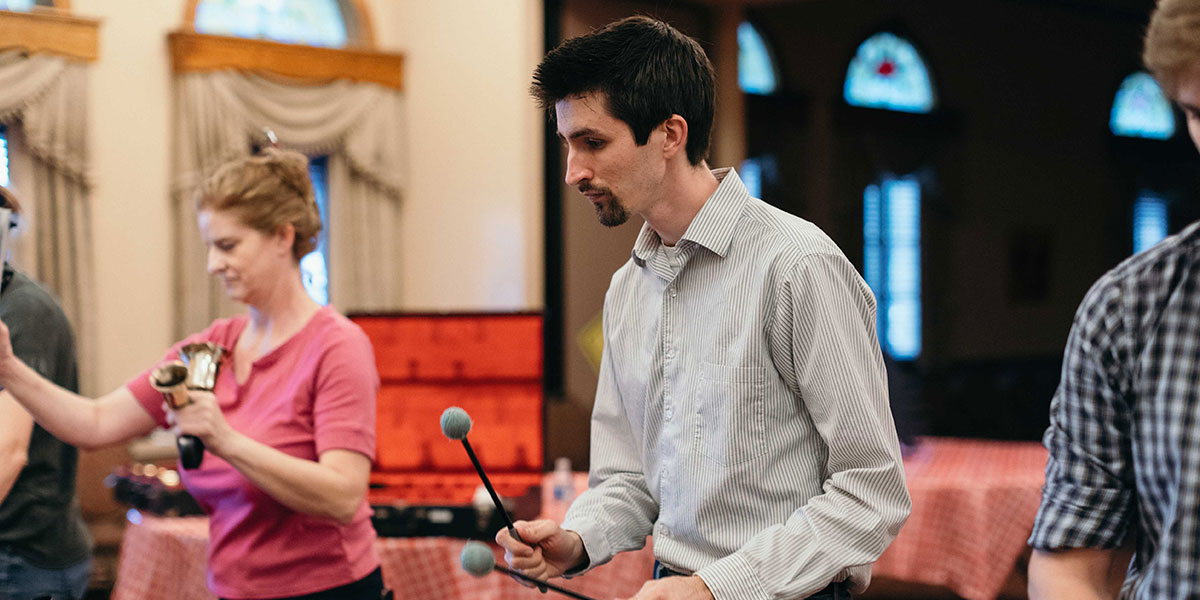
(110, 515, 211, 600)
(111, 515, 654, 600)
(872, 437, 1048, 600)
(111, 439, 1047, 600)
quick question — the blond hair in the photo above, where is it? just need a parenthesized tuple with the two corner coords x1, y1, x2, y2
(1144, 0, 1200, 97)
(194, 148, 321, 260)
(0, 186, 23, 215)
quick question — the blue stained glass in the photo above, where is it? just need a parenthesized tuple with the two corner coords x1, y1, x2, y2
(0, 0, 34, 10)
(0, 0, 54, 9)
(863, 185, 883, 298)
(302, 156, 330, 305)
(738, 22, 778, 95)
(1133, 193, 1168, 253)
(740, 158, 762, 198)
(0, 128, 9, 188)
(863, 176, 921, 360)
(195, 0, 348, 48)
(1111, 72, 1175, 140)
(844, 32, 936, 114)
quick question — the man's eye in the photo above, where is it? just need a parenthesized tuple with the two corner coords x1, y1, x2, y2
(586, 139, 605, 149)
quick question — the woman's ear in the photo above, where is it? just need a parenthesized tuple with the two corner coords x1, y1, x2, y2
(661, 114, 689, 160)
(275, 223, 296, 256)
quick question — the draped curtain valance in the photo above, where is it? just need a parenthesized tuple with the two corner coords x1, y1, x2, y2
(172, 69, 407, 336)
(0, 49, 95, 391)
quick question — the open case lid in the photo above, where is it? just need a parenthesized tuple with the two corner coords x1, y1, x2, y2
(350, 312, 545, 505)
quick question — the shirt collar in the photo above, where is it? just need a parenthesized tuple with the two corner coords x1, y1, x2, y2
(631, 167, 750, 266)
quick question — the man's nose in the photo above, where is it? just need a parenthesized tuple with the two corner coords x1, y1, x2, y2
(564, 150, 592, 187)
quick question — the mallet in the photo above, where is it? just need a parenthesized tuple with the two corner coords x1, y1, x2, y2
(460, 541, 596, 600)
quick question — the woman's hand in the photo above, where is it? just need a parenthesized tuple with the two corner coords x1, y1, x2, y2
(170, 390, 240, 457)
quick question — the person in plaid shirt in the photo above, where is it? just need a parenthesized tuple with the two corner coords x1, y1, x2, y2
(1028, 1, 1200, 597)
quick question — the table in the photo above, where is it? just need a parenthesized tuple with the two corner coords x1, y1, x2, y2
(112, 472, 654, 600)
(112, 515, 653, 599)
(868, 437, 1048, 600)
(112, 438, 1046, 600)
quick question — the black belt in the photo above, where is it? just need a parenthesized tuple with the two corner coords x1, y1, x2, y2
(654, 561, 849, 598)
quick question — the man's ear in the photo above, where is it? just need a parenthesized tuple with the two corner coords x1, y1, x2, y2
(661, 114, 689, 160)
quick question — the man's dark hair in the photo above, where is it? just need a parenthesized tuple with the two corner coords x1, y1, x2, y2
(531, 15, 716, 166)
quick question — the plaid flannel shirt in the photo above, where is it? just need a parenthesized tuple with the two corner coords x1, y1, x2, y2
(1030, 219, 1200, 598)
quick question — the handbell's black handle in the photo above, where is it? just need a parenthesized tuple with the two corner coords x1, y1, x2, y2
(178, 434, 205, 469)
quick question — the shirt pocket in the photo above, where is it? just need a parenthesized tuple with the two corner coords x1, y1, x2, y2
(693, 361, 767, 466)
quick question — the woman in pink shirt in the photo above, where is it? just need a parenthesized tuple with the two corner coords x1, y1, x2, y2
(0, 148, 384, 600)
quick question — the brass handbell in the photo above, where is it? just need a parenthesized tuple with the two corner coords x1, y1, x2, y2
(149, 342, 227, 470)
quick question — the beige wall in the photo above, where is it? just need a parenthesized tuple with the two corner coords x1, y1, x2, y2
(60, 0, 542, 512)
(73, 0, 176, 396)
(391, 0, 545, 312)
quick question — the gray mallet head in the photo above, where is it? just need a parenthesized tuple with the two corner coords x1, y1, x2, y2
(440, 406, 473, 440)
(460, 541, 495, 577)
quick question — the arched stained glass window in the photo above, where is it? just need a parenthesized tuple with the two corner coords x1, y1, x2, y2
(738, 22, 778, 95)
(1133, 192, 1168, 253)
(864, 175, 922, 360)
(844, 32, 936, 114)
(0, 0, 53, 11)
(194, 0, 348, 48)
(1110, 72, 1175, 140)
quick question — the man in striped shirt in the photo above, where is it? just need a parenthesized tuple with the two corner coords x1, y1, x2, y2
(1028, 1, 1200, 598)
(497, 16, 910, 600)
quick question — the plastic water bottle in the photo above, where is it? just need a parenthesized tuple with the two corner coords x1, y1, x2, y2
(551, 457, 575, 520)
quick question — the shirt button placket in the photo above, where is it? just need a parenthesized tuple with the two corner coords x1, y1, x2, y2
(662, 287, 672, 401)
(662, 283, 676, 510)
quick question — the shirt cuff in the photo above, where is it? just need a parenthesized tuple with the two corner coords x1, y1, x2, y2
(695, 553, 770, 600)
(126, 376, 169, 427)
(560, 515, 613, 577)
(1028, 481, 1133, 550)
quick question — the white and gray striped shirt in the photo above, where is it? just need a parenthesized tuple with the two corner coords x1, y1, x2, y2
(562, 169, 911, 600)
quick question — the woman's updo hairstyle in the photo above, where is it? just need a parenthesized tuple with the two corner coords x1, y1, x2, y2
(194, 147, 322, 261)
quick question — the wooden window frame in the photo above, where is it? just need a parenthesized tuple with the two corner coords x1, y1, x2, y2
(0, 6, 99, 62)
(172, 0, 402, 90)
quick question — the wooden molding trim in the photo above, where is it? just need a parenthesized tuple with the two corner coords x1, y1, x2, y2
(168, 31, 403, 91)
(0, 9, 99, 61)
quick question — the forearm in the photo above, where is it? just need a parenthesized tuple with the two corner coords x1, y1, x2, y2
(1029, 577, 1113, 600)
(0, 357, 108, 450)
(696, 457, 909, 599)
(564, 333, 659, 569)
(562, 474, 657, 570)
(564, 409, 658, 570)
(0, 447, 26, 503)
(0, 391, 32, 503)
(1029, 548, 1129, 600)
(218, 433, 366, 524)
